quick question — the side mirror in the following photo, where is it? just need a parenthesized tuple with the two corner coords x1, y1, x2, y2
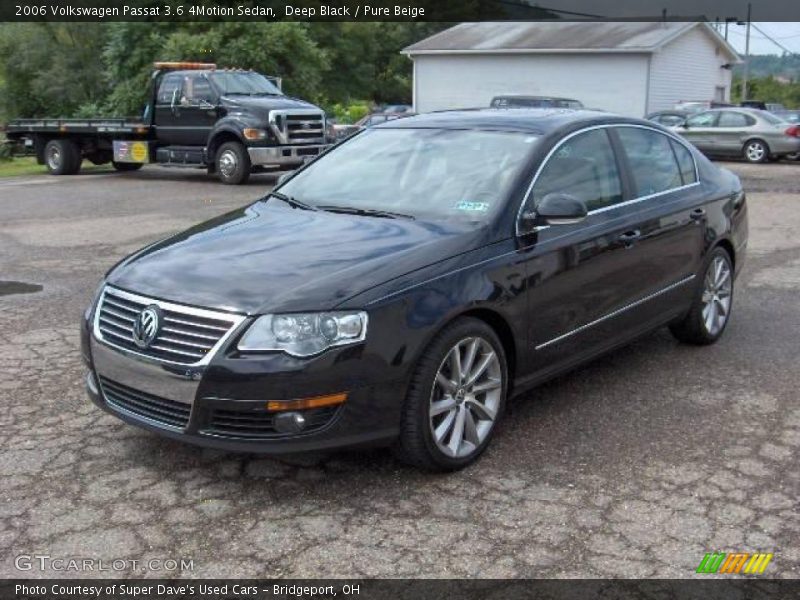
(682, 121, 690, 129)
(534, 193, 588, 225)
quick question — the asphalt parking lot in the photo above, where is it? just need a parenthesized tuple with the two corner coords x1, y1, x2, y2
(1, 162, 798, 579)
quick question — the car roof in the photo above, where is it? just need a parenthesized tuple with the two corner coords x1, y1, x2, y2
(492, 95, 579, 101)
(377, 108, 644, 135)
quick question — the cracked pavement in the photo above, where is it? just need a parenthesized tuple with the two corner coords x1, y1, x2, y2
(0, 164, 798, 579)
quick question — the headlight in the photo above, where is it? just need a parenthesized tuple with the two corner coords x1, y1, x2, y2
(243, 128, 268, 140)
(238, 311, 368, 357)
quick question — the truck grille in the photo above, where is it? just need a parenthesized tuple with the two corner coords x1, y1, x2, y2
(95, 286, 244, 366)
(204, 406, 338, 439)
(270, 110, 326, 145)
(99, 376, 191, 429)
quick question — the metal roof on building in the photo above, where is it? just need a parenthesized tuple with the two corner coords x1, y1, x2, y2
(402, 22, 740, 61)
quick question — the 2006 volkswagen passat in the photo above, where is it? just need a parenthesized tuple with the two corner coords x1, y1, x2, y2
(82, 109, 748, 471)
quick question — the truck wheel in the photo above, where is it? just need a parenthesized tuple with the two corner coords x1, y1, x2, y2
(112, 162, 143, 172)
(216, 142, 250, 185)
(44, 139, 81, 175)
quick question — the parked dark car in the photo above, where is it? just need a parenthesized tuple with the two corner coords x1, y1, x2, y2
(381, 104, 414, 114)
(491, 95, 584, 109)
(740, 101, 786, 112)
(82, 109, 748, 471)
(675, 108, 800, 163)
(646, 110, 691, 128)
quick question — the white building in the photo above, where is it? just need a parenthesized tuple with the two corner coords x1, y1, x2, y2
(402, 22, 740, 117)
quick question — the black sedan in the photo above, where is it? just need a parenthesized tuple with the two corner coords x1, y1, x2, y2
(82, 109, 748, 471)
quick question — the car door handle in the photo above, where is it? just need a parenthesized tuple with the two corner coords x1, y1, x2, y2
(618, 230, 641, 248)
(690, 208, 707, 220)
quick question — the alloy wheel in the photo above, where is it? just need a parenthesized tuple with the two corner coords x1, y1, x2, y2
(429, 336, 502, 458)
(701, 255, 732, 336)
(746, 141, 766, 162)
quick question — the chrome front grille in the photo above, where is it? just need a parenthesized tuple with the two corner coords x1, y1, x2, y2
(100, 376, 191, 429)
(269, 109, 326, 145)
(94, 286, 245, 366)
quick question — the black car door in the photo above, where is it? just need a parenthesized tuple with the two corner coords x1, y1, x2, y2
(607, 125, 706, 322)
(517, 127, 663, 379)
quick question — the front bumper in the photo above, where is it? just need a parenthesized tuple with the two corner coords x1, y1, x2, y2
(82, 319, 403, 454)
(247, 144, 329, 168)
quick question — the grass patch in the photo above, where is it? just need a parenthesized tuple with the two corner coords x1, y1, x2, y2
(0, 156, 114, 178)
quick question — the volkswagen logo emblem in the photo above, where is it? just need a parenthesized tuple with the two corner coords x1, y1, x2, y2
(132, 305, 162, 349)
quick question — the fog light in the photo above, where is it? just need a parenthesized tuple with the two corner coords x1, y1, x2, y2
(273, 411, 306, 434)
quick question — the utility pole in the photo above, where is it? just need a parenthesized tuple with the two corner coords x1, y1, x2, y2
(741, 3, 752, 101)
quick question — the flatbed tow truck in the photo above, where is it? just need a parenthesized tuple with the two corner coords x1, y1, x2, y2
(6, 62, 332, 184)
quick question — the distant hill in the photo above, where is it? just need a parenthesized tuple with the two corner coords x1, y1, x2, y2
(734, 54, 800, 80)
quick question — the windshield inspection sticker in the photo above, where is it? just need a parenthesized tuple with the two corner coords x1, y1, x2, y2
(456, 201, 491, 212)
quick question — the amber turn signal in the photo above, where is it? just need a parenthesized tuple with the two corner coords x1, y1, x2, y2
(266, 392, 348, 412)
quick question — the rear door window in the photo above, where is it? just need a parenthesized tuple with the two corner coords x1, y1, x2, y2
(616, 128, 683, 196)
(718, 112, 752, 127)
(669, 139, 698, 185)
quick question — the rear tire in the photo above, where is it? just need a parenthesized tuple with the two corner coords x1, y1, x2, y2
(669, 247, 734, 345)
(216, 141, 250, 185)
(743, 139, 769, 163)
(44, 139, 81, 175)
(394, 317, 508, 471)
(112, 161, 143, 172)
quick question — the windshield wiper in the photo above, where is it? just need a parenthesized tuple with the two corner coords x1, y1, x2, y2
(269, 191, 318, 211)
(316, 205, 416, 220)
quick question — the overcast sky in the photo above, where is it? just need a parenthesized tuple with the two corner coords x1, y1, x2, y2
(723, 22, 800, 55)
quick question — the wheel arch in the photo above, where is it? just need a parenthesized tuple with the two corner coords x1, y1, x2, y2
(743, 136, 770, 156)
(714, 238, 736, 270)
(206, 129, 245, 172)
(437, 307, 518, 395)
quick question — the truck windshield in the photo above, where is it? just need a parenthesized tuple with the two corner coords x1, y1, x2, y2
(209, 72, 282, 96)
(276, 128, 539, 223)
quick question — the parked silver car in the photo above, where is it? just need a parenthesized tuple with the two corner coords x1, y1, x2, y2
(675, 108, 800, 163)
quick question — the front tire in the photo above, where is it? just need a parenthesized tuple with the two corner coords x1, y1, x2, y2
(743, 139, 769, 163)
(395, 318, 508, 471)
(669, 247, 734, 345)
(216, 142, 251, 185)
(44, 139, 81, 175)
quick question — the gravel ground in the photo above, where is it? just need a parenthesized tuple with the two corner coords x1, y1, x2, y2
(0, 162, 798, 579)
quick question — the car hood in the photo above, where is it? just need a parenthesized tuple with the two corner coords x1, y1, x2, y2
(107, 200, 488, 314)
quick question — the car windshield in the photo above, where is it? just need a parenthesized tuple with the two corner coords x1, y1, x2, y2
(277, 128, 539, 222)
(209, 72, 283, 96)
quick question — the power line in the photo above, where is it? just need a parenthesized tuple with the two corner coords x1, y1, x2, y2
(750, 23, 799, 55)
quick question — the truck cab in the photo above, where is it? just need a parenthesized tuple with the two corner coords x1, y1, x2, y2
(146, 64, 329, 183)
